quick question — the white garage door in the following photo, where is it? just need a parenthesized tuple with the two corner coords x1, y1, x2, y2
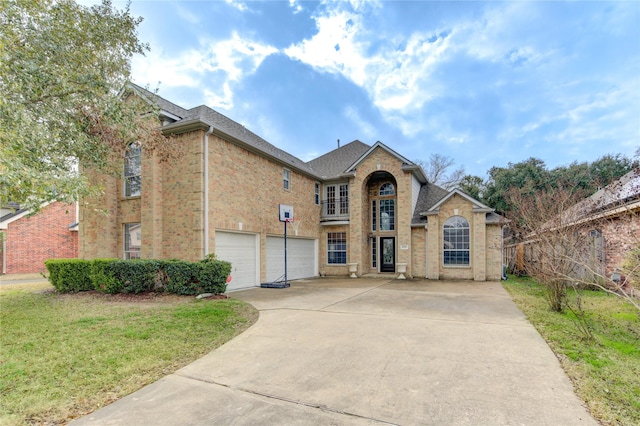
(266, 237, 317, 282)
(214, 231, 259, 291)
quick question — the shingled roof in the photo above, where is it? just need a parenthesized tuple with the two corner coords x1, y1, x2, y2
(306, 140, 371, 179)
(129, 83, 318, 177)
(411, 183, 450, 225)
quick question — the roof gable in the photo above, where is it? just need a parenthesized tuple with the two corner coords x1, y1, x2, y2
(426, 189, 494, 213)
(306, 140, 371, 179)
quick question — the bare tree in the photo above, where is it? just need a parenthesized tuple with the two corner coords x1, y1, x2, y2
(505, 172, 640, 313)
(416, 154, 465, 190)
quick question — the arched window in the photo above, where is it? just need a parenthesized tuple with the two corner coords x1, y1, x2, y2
(443, 216, 470, 265)
(124, 142, 141, 197)
(379, 183, 395, 196)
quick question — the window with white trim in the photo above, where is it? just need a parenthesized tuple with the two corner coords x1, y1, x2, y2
(327, 232, 347, 264)
(124, 142, 141, 197)
(124, 223, 141, 259)
(443, 216, 470, 265)
(315, 182, 320, 204)
(324, 183, 348, 216)
(283, 169, 291, 190)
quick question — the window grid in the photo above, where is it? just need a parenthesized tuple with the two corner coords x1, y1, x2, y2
(327, 232, 347, 264)
(443, 216, 470, 266)
(283, 169, 291, 190)
(371, 200, 376, 231)
(379, 199, 395, 231)
(124, 223, 141, 260)
(326, 186, 336, 215)
(339, 184, 349, 215)
(124, 142, 141, 197)
(372, 238, 377, 268)
(379, 183, 395, 196)
(315, 183, 320, 205)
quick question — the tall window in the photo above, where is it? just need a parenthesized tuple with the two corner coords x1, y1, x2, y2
(324, 183, 348, 216)
(315, 182, 320, 204)
(283, 169, 291, 190)
(124, 142, 141, 197)
(443, 216, 470, 265)
(124, 223, 141, 259)
(339, 184, 349, 215)
(379, 199, 395, 231)
(327, 232, 347, 264)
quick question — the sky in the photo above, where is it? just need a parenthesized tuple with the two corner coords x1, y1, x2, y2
(106, 0, 638, 178)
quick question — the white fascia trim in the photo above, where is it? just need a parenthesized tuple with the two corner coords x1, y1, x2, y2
(320, 220, 350, 226)
(0, 201, 52, 229)
(428, 189, 493, 212)
(345, 141, 416, 174)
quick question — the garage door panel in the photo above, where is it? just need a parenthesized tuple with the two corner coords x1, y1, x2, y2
(266, 237, 317, 282)
(215, 231, 258, 291)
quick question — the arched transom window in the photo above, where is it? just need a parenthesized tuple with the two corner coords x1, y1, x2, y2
(379, 183, 395, 196)
(443, 216, 470, 265)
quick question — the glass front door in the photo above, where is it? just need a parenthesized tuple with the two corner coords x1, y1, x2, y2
(380, 237, 395, 272)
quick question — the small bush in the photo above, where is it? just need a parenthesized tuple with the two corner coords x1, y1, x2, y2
(109, 260, 158, 294)
(90, 259, 119, 293)
(162, 260, 201, 295)
(199, 258, 231, 294)
(45, 259, 93, 293)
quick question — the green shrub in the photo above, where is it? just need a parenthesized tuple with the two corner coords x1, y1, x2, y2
(162, 260, 202, 295)
(109, 260, 158, 294)
(45, 259, 93, 293)
(199, 259, 231, 294)
(90, 259, 119, 293)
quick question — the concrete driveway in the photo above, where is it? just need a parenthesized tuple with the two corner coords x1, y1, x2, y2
(73, 278, 597, 425)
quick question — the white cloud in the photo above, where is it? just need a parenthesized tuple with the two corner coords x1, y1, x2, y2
(225, 0, 248, 12)
(289, 0, 303, 14)
(132, 33, 277, 109)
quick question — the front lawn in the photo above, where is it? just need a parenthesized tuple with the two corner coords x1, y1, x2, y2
(0, 282, 258, 425)
(503, 276, 640, 426)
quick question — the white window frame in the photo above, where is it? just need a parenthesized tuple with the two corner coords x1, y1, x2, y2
(443, 216, 470, 266)
(283, 168, 291, 190)
(124, 141, 142, 197)
(124, 223, 141, 260)
(327, 232, 347, 264)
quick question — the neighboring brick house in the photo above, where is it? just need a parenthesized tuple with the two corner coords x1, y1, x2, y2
(80, 84, 506, 290)
(0, 202, 78, 275)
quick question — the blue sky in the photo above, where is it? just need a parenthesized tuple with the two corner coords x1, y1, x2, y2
(111, 0, 638, 178)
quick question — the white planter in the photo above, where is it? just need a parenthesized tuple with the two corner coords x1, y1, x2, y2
(347, 263, 358, 278)
(396, 263, 407, 280)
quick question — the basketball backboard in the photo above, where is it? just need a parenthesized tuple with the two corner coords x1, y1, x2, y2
(278, 204, 294, 222)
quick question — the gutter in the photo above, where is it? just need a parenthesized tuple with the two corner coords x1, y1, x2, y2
(204, 126, 214, 257)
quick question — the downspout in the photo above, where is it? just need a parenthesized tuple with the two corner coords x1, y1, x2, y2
(204, 126, 214, 257)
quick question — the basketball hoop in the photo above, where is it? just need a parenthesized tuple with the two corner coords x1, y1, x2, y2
(287, 217, 302, 236)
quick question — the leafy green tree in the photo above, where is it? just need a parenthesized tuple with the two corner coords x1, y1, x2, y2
(484, 157, 550, 214)
(458, 174, 487, 202)
(0, 0, 166, 212)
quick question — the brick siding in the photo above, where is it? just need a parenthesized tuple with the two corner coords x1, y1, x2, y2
(2, 202, 78, 274)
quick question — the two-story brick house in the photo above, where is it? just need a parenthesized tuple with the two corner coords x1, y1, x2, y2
(80, 84, 505, 290)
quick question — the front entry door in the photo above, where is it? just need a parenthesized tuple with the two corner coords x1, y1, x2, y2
(380, 237, 395, 272)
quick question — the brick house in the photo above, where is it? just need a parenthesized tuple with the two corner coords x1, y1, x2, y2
(0, 202, 78, 275)
(80, 84, 506, 290)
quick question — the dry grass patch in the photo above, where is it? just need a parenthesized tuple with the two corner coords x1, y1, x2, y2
(0, 283, 258, 425)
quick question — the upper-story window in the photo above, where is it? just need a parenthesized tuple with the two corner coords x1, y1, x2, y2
(314, 182, 320, 204)
(379, 183, 395, 196)
(124, 141, 141, 197)
(324, 183, 349, 216)
(283, 169, 291, 190)
(443, 216, 470, 266)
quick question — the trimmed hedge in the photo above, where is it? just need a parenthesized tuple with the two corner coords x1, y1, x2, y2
(44, 259, 93, 293)
(45, 257, 231, 295)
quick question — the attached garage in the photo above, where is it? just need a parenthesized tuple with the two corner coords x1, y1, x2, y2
(266, 236, 317, 282)
(214, 231, 259, 291)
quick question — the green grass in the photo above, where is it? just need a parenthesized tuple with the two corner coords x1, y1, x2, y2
(503, 276, 640, 426)
(0, 283, 258, 425)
